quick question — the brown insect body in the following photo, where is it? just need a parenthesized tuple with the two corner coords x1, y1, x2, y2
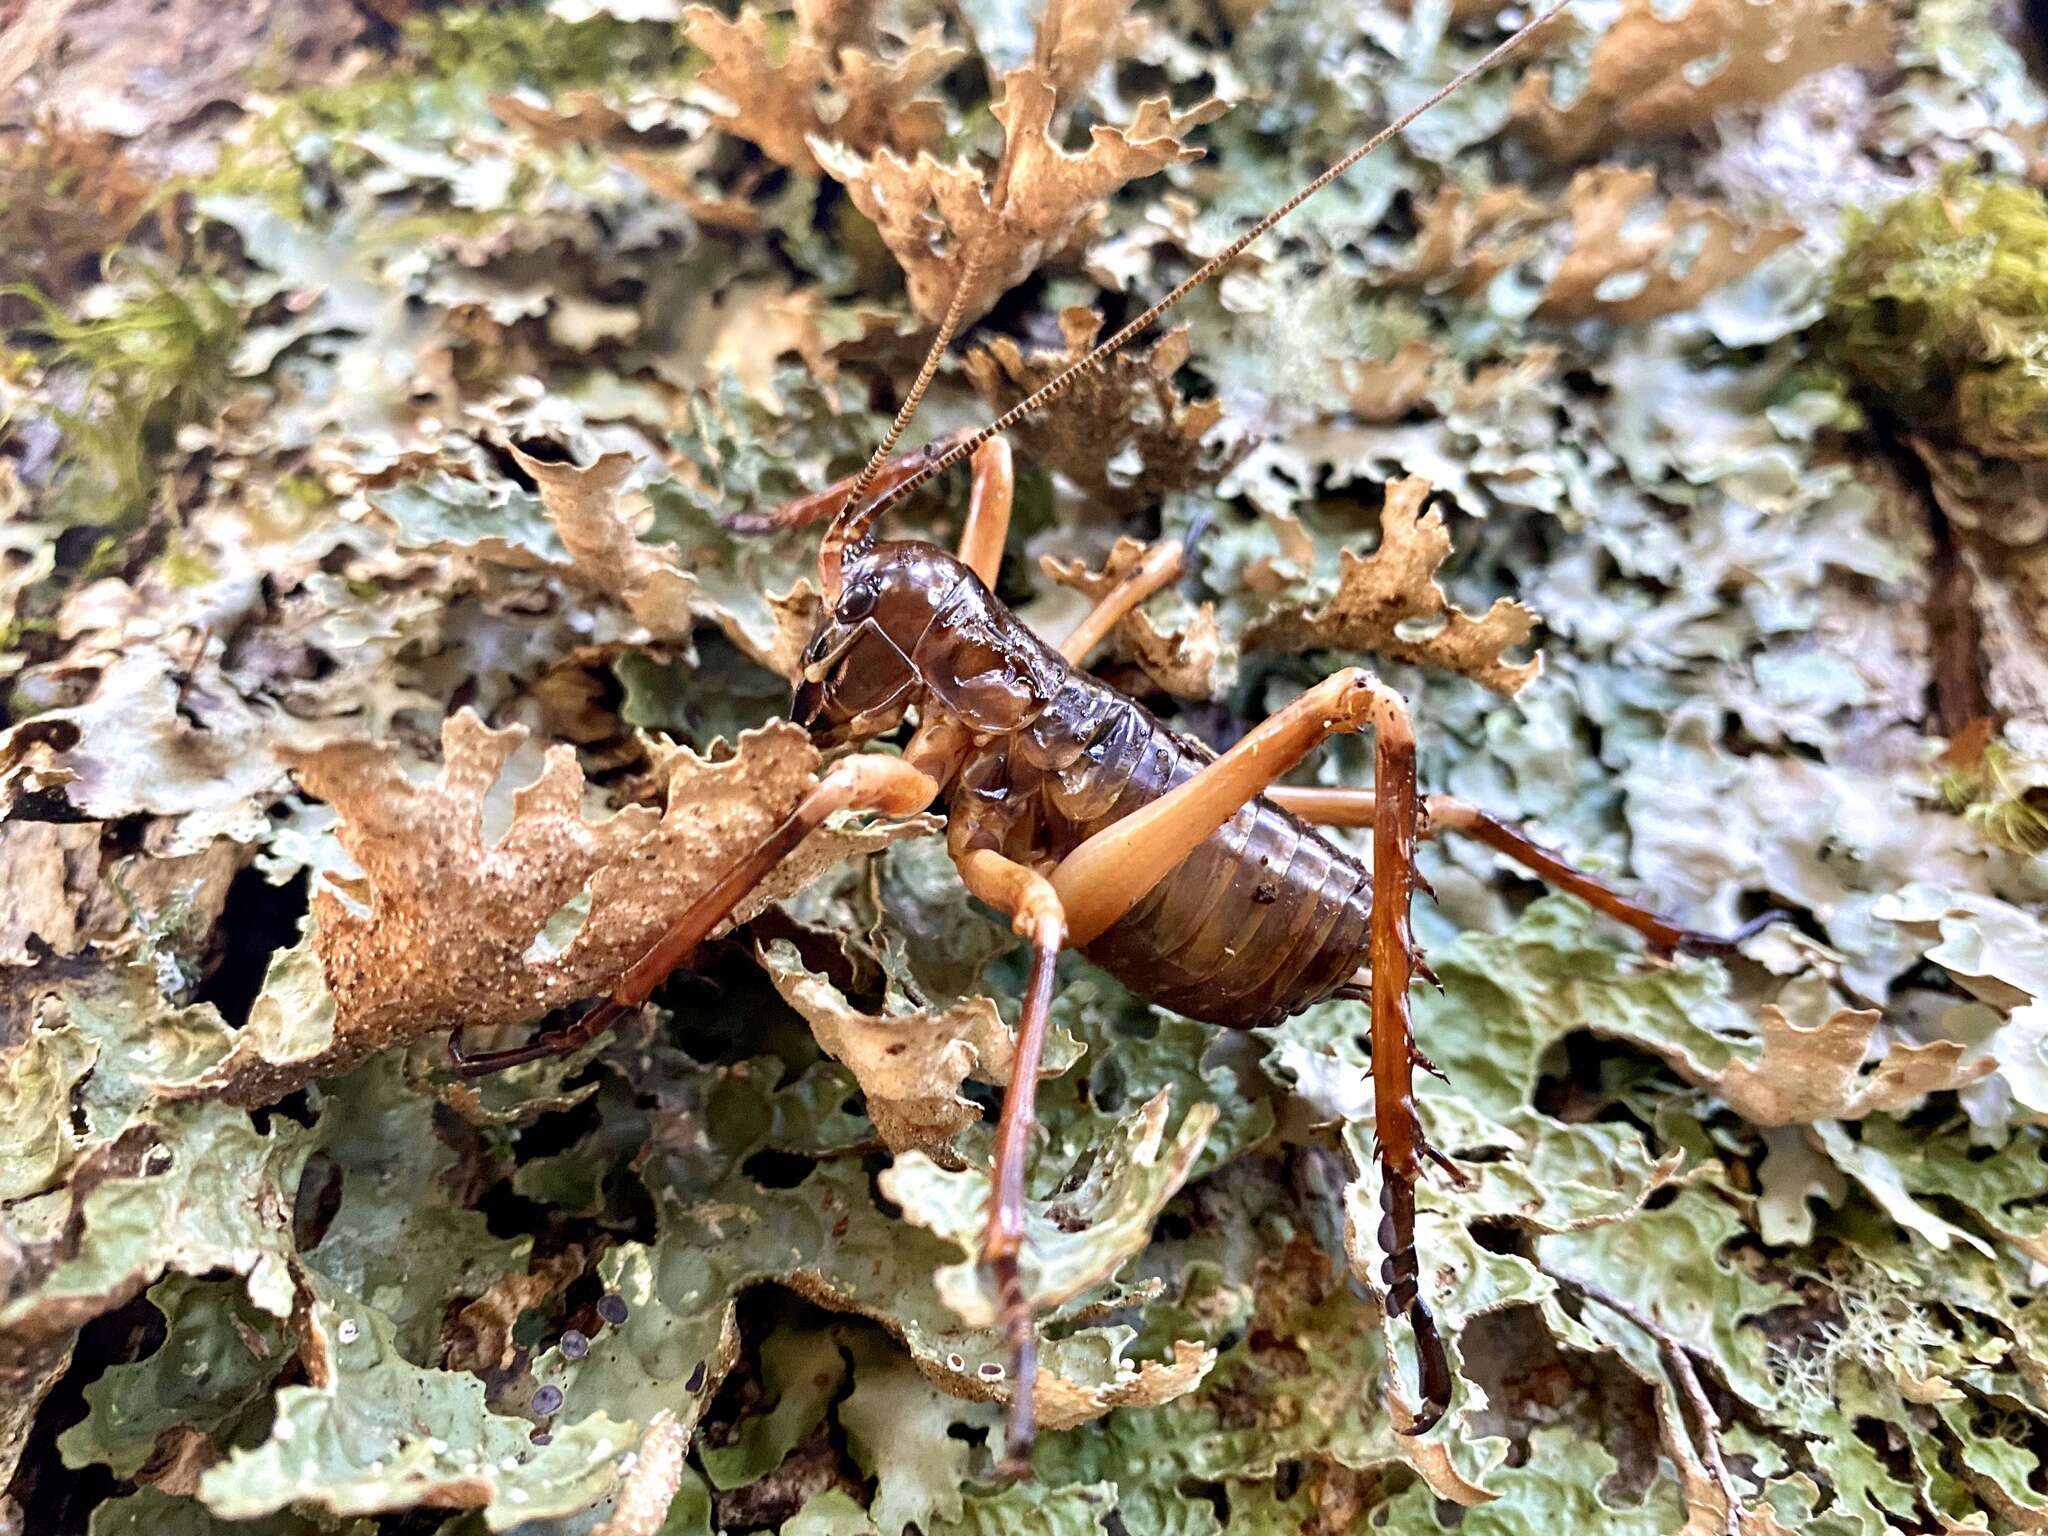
(458, 0, 1751, 1469)
(1002, 690, 1374, 1028)
(795, 537, 1065, 747)
(797, 537, 1375, 1029)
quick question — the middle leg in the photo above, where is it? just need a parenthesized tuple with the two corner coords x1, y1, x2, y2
(1058, 538, 1186, 667)
(951, 841, 1067, 1476)
(1265, 786, 1785, 957)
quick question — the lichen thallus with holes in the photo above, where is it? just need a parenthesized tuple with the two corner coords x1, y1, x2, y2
(451, 0, 1781, 1470)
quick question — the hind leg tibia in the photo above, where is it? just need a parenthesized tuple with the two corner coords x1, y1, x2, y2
(1346, 690, 1454, 1433)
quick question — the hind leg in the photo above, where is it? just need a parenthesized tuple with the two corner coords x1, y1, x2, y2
(1266, 787, 1786, 957)
(1051, 667, 1395, 945)
(1043, 669, 1454, 1429)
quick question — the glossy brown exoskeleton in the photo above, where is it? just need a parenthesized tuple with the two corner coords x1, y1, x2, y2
(454, 0, 1776, 1469)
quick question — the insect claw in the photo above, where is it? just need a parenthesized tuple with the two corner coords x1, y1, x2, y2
(1397, 1300, 1453, 1436)
(447, 1025, 549, 1077)
(1422, 1141, 1469, 1188)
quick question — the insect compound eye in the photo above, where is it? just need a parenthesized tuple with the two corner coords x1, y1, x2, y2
(836, 580, 878, 624)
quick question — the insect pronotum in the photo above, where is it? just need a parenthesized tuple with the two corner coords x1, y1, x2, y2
(453, 0, 1781, 1470)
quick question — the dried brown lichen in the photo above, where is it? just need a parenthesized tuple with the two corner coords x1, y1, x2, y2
(963, 307, 1238, 504)
(1395, 171, 1797, 325)
(1538, 167, 1799, 325)
(1511, 0, 1893, 162)
(198, 714, 923, 1100)
(758, 940, 1022, 1159)
(813, 70, 1224, 325)
(682, 3, 963, 174)
(514, 449, 695, 642)
(1244, 476, 1541, 696)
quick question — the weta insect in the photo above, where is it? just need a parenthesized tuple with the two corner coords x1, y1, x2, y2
(453, 0, 1777, 1470)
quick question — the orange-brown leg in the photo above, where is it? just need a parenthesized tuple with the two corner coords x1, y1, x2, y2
(952, 845, 1066, 1476)
(1045, 669, 1453, 1431)
(1353, 697, 1455, 1434)
(957, 437, 1014, 586)
(1051, 668, 1393, 946)
(451, 751, 943, 1075)
(1058, 538, 1185, 666)
(1265, 787, 1786, 958)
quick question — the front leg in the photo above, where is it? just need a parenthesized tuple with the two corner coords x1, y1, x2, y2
(956, 437, 1014, 586)
(451, 751, 942, 1075)
(726, 429, 975, 534)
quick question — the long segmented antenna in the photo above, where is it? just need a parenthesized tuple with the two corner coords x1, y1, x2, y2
(821, 240, 989, 595)
(847, 0, 1574, 528)
(847, 255, 983, 512)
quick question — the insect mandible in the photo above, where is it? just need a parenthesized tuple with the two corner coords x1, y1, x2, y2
(453, 0, 1780, 1471)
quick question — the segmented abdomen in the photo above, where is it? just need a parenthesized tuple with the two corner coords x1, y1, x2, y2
(985, 675, 1374, 1029)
